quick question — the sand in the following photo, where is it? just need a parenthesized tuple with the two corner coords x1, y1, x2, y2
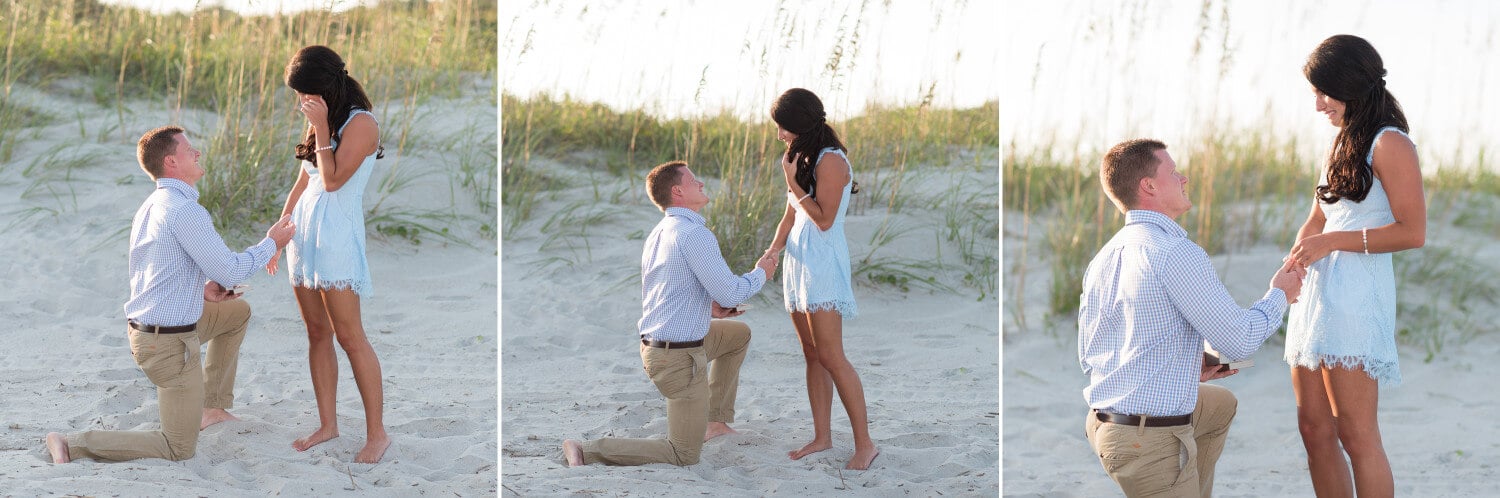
(0, 78, 498, 495)
(500, 154, 1000, 495)
(1002, 203, 1500, 497)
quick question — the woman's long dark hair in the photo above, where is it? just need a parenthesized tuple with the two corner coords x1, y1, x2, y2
(771, 88, 857, 199)
(1304, 34, 1407, 204)
(284, 45, 384, 164)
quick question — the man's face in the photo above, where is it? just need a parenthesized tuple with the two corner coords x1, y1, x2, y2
(1148, 149, 1191, 217)
(675, 167, 710, 210)
(166, 133, 205, 185)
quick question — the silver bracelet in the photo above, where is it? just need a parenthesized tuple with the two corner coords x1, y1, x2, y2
(314, 145, 334, 153)
(1362, 228, 1369, 254)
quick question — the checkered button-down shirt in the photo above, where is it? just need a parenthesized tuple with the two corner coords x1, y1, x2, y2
(1078, 210, 1288, 416)
(638, 207, 766, 342)
(124, 179, 277, 327)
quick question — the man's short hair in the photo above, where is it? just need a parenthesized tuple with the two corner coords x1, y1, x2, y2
(137, 126, 184, 179)
(646, 161, 689, 210)
(1101, 139, 1167, 212)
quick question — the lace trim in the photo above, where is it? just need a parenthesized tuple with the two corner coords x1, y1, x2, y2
(786, 299, 858, 319)
(289, 275, 372, 297)
(1286, 351, 1401, 388)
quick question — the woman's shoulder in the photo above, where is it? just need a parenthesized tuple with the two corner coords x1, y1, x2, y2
(1367, 126, 1414, 165)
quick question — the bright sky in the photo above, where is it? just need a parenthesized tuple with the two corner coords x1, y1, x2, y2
(502, 0, 1000, 121)
(1003, 0, 1499, 167)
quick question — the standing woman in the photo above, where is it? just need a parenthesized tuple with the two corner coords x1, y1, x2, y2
(269, 45, 390, 463)
(1285, 34, 1424, 497)
(763, 88, 878, 470)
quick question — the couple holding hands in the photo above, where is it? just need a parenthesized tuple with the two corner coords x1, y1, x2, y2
(563, 88, 880, 471)
(46, 45, 391, 465)
(1079, 35, 1425, 497)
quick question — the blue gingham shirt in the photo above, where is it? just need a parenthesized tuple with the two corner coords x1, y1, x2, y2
(124, 179, 277, 326)
(1078, 210, 1288, 416)
(638, 207, 766, 342)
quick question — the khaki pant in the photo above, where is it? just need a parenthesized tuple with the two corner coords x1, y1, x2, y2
(66, 299, 251, 462)
(1085, 384, 1238, 498)
(580, 320, 751, 466)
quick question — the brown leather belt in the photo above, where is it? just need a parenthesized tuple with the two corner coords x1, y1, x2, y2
(128, 320, 197, 334)
(642, 338, 703, 350)
(1095, 411, 1192, 427)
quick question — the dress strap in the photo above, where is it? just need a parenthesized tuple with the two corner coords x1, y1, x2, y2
(1365, 126, 1408, 165)
(337, 108, 377, 136)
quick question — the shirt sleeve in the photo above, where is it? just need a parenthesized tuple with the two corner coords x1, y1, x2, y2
(1157, 239, 1289, 360)
(678, 225, 765, 306)
(172, 204, 277, 287)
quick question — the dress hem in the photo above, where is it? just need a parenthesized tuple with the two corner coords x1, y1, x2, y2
(1285, 351, 1401, 387)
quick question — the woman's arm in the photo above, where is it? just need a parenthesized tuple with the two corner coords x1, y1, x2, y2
(279, 169, 311, 219)
(765, 203, 795, 257)
(313, 113, 379, 192)
(1367, 132, 1426, 250)
(782, 152, 850, 231)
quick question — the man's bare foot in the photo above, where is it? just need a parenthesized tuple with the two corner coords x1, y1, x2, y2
(354, 434, 391, 464)
(704, 422, 737, 442)
(45, 433, 70, 464)
(562, 439, 584, 467)
(788, 438, 832, 460)
(293, 426, 339, 451)
(201, 408, 240, 430)
(845, 445, 880, 470)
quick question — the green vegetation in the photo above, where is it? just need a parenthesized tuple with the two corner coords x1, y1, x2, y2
(502, 94, 999, 297)
(1006, 135, 1500, 353)
(1, 0, 497, 243)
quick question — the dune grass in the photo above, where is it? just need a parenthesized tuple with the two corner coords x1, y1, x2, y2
(1006, 134, 1500, 354)
(501, 93, 998, 297)
(1, 0, 497, 244)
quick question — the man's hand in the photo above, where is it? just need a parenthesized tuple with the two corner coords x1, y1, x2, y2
(1200, 361, 1237, 382)
(756, 252, 778, 278)
(1271, 257, 1306, 304)
(711, 301, 745, 319)
(204, 281, 237, 302)
(267, 215, 295, 249)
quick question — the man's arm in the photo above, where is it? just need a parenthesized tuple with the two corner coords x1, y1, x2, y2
(1158, 240, 1292, 360)
(678, 226, 766, 307)
(174, 205, 278, 288)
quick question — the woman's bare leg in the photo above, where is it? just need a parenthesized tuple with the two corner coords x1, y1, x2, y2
(292, 286, 340, 451)
(1324, 365, 1393, 498)
(788, 311, 834, 460)
(322, 289, 390, 463)
(807, 310, 878, 470)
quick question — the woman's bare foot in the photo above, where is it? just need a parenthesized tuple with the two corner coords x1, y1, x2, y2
(201, 408, 240, 430)
(293, 426, 340, 451)
(562, 439, 584, 467)
(354, 434, 391, 463)
(788, 438, 832, 460)
(704, 422, 737, 442)
(845, 445, 880, 470)
(45, 433, 70, 464)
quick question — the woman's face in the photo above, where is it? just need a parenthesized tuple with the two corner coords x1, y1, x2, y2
(776, 125, 798, 144)
(1312, 86, 1347, 128)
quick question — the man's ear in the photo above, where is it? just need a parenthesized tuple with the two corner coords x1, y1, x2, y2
(1138, 177, 1154, 197)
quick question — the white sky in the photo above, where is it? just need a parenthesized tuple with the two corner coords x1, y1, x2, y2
(1002, 0, 1499, 167)
(502, 0, 1001, 121)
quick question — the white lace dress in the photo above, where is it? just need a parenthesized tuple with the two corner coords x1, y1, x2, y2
(781, 147, 858, 318)
(1284, 127, 1408, 386)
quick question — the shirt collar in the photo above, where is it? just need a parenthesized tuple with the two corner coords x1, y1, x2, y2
(156, 178, 200, 201)
(1125, 209, 1186, 238)
(664, 206, 705, 226)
